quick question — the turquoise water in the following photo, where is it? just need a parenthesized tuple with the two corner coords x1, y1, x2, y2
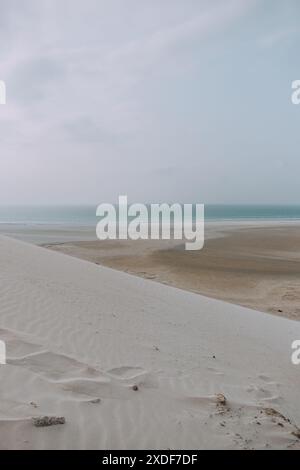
(0, 205, 300, 225)
(0, 205, 95, 225)
(205, 205, 300, 221)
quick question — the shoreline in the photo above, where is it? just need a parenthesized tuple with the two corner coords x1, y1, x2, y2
(1, 218, 300, 244)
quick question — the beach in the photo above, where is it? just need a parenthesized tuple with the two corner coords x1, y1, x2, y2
(0, 234, 300, 449)
(1, 0, 299, 455)
(46, 222, 300, 319)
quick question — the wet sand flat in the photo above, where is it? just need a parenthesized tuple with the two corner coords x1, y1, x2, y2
(46, 224, 300, 319)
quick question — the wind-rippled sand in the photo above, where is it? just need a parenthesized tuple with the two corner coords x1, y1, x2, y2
(0, 235, 300, 449)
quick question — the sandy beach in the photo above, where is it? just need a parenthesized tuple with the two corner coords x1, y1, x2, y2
(46, 223, 300, 320)
(0, 234, 300, 450)
(1, 0, 299, 455)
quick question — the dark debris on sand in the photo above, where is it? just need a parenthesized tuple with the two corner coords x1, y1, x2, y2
(32, 416, 66, 427)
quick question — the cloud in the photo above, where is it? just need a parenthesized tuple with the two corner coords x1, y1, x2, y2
(3, 0, 298, 204)
(1, 0, 255, 137)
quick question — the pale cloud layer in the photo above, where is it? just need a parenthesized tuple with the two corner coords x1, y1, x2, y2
(0, 0, 299, 204)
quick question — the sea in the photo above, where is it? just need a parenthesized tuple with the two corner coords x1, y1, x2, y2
(0, 204, 300, 225)
(0, 204, 299, 244)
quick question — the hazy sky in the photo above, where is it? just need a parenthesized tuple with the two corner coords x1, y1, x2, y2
(0, 0, 299, 204)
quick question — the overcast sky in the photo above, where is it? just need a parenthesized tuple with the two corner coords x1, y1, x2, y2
(0, 0, 299, 205)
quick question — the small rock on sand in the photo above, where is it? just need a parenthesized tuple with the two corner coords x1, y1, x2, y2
(90, 398, 101, 404)
(32, 416, 66, 427)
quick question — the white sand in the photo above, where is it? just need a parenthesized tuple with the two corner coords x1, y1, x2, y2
(0, 235, 300, 450)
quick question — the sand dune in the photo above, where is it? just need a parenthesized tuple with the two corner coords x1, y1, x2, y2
(0, 235, 300, 449)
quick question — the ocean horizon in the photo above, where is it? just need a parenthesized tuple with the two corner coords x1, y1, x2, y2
(0, 204, 300, 226)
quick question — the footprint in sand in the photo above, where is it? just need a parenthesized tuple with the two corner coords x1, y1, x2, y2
(3, 328, 134, 401)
